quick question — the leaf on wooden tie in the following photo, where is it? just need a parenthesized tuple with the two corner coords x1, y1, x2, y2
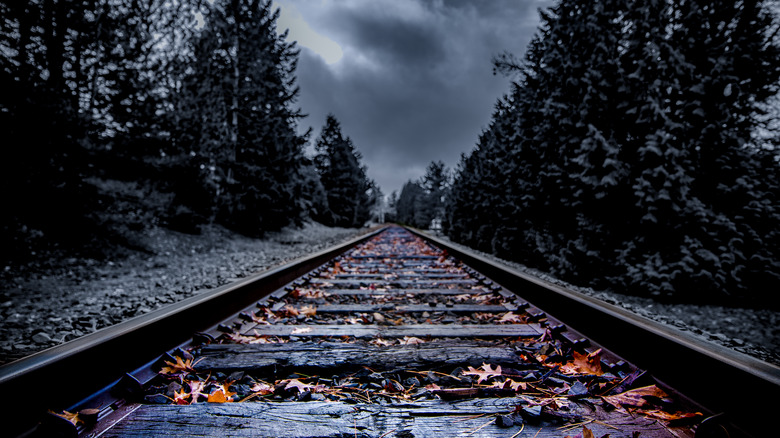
(565, 426, 596, 438)
(299, 305, 317, 317)
(173, 389, 190, 405)
(290, 327, 312, 335)
(50, 410, 83, 426)
(159, 356, 195, 375)
(207, 384, 236, 403)
(283, 305, 299, 317)
(463, 363, 503, 384)
(284, 378, 325, 393)
(250, 382, 274, 395)
(399, 336, 426, 345)
(602, 385, 667, 409)
(638, 410, 703, 421)
(370, 338, 394, 347)
(491, 378, 526, 392)
(498, 312, 525, 324)
(560, 349, 603, 376)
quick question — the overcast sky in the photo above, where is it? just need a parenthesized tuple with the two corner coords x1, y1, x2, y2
(275, 0, 554, 195)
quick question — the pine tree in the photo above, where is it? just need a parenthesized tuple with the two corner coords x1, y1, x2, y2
(174, 0, 307, 236)
(448, 0, 780, 302)
(396, 181, 425, 228)
(314, 114, 372, 227)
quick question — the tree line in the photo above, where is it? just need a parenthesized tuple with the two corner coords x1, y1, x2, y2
(401, 0, 780, 303)
(0, 0, 376, 260)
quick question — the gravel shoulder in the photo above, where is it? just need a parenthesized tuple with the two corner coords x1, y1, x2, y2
(0, 221, 372, 365)
(2, 224, 777, 369)
(429, 232, 780, 367)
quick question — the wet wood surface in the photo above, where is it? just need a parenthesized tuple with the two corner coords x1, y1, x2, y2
(240, 323, 542, 338)
(194, 340, 524, 372)
(106, 399, 692, 438)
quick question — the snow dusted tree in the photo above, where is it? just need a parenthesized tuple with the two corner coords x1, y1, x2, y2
(313, 114, 372, 227)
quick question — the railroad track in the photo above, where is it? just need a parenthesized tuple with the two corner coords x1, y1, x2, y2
(1, 225, 777, 437)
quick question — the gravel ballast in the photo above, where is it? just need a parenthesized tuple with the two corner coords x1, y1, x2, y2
(0, 222, 371, 365)
(429, 233, 780, 367)
(1, 224, 777, 368)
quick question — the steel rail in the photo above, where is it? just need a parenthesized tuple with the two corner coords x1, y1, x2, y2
(407, 227, 779, 438)
(0, 226, 386, 438)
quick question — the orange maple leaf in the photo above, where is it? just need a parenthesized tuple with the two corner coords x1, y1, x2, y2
(207, 384, 236, 403)
(159, 356, 196, 375)
(463, 363, 503, 384)
(559, 349, 604, 376)
(173, 389, 190, 405)
(602, 385, 668, 409)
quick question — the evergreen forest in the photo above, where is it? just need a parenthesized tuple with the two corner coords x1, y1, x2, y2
(440, 0, 780, 304)
(0, 0, 376, 261)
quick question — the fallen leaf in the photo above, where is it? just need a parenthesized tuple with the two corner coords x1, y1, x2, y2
(560, 349, 603, 376)
(491, 378, 527, 392)
(290, 327, 312, 335)
(173, 389, 190, 405)
(50, 410, 83, 426)
(463, 363, 503, 384)
(602, 385, 668, 409)
(638, 410, 702, 421)
(583, 425, 595, 438)
(399, 336, 426, 345)
(188, 380, 207, 402)
(498, 312, 525, 324)
(250, 382, 274, 395)
(299, 305, 317, 317)
(159, 356, 195, 375)
(284, 378, 325, 393)
(370, 338, 394, 346)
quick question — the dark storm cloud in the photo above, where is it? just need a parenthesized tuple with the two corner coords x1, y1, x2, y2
(278, 0, 554, 195)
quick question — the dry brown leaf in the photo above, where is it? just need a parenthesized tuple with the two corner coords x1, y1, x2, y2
(498, 312, 525, 324)
(299, 305, 317, 317)
(284, 378, 325, 393)
(250, 382, 274, 395)
(602, 385, 667, 409)
(559, 349, 603, 376)
(399, 336, 426, 345)
(491, 378, 527, 392)
(50, 410, 83, 426)
(290, 327, 312, 335)
(638, 410, 702, 421)
(463, 363, 503, 384)
(159, 356, 195, 375)
(370, 338, 394, 347)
